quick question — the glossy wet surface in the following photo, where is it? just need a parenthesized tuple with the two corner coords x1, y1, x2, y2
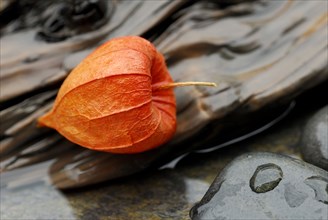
(249, 163, 283, 193)
(2, 93, 326, 220)
(190, 152, 328, 220)
(2, 0, 327, 190)
(1, 0, 328, 219)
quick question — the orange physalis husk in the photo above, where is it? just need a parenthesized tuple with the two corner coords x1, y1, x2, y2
(38, 36, 177, 154)
(38, 36, 216, 154)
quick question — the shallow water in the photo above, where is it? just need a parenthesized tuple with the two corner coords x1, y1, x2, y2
(1, 88, 325, 219)
(1, 0, 327, 219)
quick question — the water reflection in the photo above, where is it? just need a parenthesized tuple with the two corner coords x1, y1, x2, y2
(0, 161, 76, 219)
(183, 178, 210, 204)
(1, 159, 211, 219)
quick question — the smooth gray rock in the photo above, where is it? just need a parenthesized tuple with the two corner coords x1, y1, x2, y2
(301, 106, 328, 170)
(190, 152, 328, 220)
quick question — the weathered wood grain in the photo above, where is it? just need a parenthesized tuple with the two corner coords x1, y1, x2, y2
(1, 0, 327, 188)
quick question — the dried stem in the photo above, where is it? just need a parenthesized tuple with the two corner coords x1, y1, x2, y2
(154, 82, 217, 90)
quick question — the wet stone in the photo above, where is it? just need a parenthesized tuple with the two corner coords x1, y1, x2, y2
(304, 176, 328, 204)
(190, 152, 328, 220)
(301, 106, 328, 170)
(284, 183, 308, 208)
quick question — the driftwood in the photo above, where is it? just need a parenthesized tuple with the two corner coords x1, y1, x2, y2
(1, 0, 327, 188)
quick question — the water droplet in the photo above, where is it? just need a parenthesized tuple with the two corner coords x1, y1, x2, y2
(284, 183, 308, 207)
(304, 176, 328, 204)
(250, 163, 283, 193)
